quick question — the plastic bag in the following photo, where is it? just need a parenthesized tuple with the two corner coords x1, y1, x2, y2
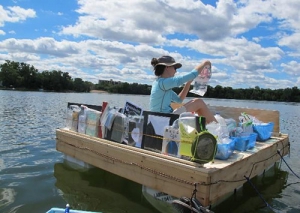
(189, 66, 212, 96)
(239, 112, 253, 135)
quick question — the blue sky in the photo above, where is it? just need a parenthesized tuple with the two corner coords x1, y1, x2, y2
(0, 0, 300, 89)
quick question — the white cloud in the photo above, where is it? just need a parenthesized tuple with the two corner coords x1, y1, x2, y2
(0, 5, 36, 26)
(0, 38, 80, 57)
(281, 61, 300, 76)
(1, 0, 300, 89)
(278, 33, 300, 50)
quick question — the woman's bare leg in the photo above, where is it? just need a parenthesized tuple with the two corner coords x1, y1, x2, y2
(184, 98, 216, 124)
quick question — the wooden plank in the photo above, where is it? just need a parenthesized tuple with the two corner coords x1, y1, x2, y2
(57, 138, 212, 204)
(56, 128, 289, 206)
(59, 128, 208, 169)
(208, 135, 289, 205)
(56, 129, 212, 205)
(56, 129, 211, 178)
(60, 103, 287, 206)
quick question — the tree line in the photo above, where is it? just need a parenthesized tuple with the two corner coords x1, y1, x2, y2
(1, 60, 299, 102)
(95, 77, 300, 103)
(0, 60, 91, 92)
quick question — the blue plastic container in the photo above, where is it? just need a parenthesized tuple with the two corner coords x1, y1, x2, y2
(233, 133, 257, 151)
(215, 138, 237, 160)
(246, 133, 258, 149)
(253, 122, 274, 141)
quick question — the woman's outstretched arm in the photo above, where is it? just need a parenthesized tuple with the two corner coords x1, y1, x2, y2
(178, 81, 192, 101)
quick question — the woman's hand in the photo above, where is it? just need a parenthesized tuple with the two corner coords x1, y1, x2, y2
(195, 60, 211, 74)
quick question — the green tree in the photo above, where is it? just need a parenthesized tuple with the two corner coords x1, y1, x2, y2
(73, 78, 89, 92)
(0, 60, 20, 87)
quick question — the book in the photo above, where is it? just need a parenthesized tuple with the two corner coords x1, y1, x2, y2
(122, 101, 143, 117)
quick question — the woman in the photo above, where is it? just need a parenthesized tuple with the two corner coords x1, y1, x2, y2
(149, 55, 216, 124)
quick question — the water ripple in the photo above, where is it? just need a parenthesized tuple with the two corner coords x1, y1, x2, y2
(0, 91, 299, 213)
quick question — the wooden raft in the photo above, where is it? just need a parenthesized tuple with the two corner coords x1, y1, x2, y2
(56, 105, 289, 207)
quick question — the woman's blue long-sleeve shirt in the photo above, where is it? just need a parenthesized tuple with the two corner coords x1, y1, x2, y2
(150, 69, 198, 113)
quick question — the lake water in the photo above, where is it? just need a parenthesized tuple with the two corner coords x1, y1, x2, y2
(0, 90, 299, 213)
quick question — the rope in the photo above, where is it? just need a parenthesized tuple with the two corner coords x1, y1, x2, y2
(244, 175, 280, 213)
(277, 149, 300, 179)
(190, 184, 198, 213)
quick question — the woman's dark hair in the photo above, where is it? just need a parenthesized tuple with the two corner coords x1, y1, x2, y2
(151, 58, 165, 76)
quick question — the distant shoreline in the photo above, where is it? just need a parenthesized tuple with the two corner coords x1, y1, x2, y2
(90, 90, 108, 93)
(0, 88, 109, 93)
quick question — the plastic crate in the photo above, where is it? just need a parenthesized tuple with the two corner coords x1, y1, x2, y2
(247, 133, 258, 149)
(233, 133, 257, 151)
(253, 122, 274, 141)
(215, 138, 237, 160)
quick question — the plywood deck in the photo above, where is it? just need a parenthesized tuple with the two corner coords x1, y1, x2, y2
(56, 128, 289, 206)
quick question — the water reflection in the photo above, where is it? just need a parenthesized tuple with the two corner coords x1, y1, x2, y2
(0, 158, 4, 172)
(53, 162, 160, 213)
(212, 163, 289, 213)
(0, 188, 16, 209)
(0, 91, 299, 213)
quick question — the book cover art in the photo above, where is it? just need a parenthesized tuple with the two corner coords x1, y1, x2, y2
(122, 101, 143, 117)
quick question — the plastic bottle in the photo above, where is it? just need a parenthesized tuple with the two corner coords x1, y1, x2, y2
(178, 112, 198, 157)
(64, 204, 70, 213)
(98, 101, 108, 138)
(78, 105, 87, 134)
(67, 105, 81, 132)
(66, 107, 73, 130)
(178, 112, 197, 134)
(214, 113, 229, 142)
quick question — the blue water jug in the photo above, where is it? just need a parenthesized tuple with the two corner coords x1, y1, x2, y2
(65, 204, 70, 213)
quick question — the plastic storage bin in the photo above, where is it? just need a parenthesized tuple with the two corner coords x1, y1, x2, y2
(233, 133, 257, 151)
(253, 122, 274, 141)
(247, 133, 258, 149)
(215, 138, 237, 160)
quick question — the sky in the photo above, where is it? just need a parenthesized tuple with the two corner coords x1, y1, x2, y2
(0, 0, 300, 89)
